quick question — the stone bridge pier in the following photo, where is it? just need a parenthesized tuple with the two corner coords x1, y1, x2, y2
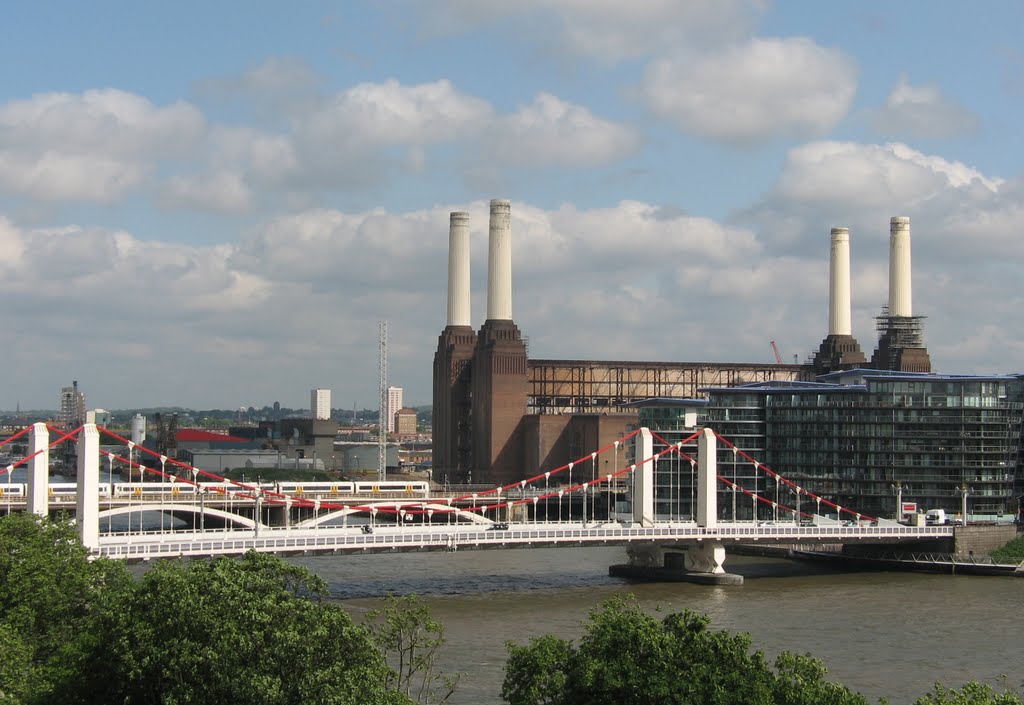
(609, 427, 744, 585)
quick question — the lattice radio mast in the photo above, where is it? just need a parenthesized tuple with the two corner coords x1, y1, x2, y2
(378, 320, 387, 481)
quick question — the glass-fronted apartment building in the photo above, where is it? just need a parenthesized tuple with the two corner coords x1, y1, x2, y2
(632, 371, 1024, 522)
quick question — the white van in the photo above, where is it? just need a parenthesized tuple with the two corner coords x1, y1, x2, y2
(925, 508, 947, 525)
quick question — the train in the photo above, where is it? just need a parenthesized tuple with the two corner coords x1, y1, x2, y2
(0, 479, 432, 501)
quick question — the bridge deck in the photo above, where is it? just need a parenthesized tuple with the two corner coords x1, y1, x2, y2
(94, 521, 953, 562)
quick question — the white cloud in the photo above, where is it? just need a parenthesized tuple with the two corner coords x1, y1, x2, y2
(3, 179, 1024, 409)
(160, 171, 253, 213)
(0, 89, 205, 202)
(641, 38, 857, 144)
(486, 93, 642, 167)
(0, 151, 146, 203)
(739, 141, 1006, 254)
(868, 76, 980, 139)
(298, 79, 493, 148)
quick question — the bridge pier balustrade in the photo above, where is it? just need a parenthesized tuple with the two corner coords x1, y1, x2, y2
(27, 423, 49, 516)
(76, 424, 100, 550)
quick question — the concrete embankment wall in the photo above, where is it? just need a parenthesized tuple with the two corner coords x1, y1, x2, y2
(953, 525, 1017, 556)
(837, 525, 1017, 559)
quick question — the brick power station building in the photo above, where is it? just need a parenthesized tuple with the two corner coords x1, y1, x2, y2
(433, 201, 815, 486)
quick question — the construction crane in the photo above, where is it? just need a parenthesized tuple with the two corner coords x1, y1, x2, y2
(770, 340, 783, 364)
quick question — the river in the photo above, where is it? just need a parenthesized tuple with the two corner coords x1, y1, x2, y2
(289, 545, 1024, 705)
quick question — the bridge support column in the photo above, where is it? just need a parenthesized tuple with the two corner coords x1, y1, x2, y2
(610, 428, 743, 585)
(610, 540, 743, 585)
(696, 428, 717, 528)
(27, 423, 49, 516)
(632, 428, 655, 527)
(76, 424, 100, 551)
(682, 540, 727, 574)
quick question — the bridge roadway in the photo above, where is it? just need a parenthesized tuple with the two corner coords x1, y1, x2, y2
(93, 519, 954, 562)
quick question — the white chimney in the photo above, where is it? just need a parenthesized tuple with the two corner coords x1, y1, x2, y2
(888, 216, 912, 317)
(828, 227, 852, 336)
(447, 211, 471, 327)
(486, 199, 512, 321)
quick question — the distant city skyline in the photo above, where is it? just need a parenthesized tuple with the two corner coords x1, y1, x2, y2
(1, 2, 1022, 409)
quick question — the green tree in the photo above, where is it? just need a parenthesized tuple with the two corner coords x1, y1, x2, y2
(502, 594, 869, 705)
(366, 594, 461, 704)
(60, 551, 411, 705)
(0, 512, 131, 703)
(914, 682, 1024, 705)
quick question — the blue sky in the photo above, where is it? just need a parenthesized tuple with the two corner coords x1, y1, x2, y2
(1, 1, 1022, 411)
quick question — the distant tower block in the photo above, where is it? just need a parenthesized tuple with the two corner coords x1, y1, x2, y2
(812, 227, 865, 374)
(472, 199, 528, 486)
(433, 211, 477, 481)
(871, 216, 931, 372)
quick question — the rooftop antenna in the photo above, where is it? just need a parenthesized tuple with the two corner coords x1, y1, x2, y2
(378, 320, 387, 482)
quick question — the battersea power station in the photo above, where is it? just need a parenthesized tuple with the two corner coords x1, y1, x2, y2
(432, 201, 955, 493)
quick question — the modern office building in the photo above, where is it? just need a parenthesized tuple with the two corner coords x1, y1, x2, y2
(311, 388, 331, 421)
(631, 371, 1023, 522)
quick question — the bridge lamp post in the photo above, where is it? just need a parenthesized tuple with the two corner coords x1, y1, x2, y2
(606, 474, 613, 519)
(557, 490, 565, 522)
(582, 483, 588, 527)
(752, 462, 760, 521)
(688, 457, 695, 522)
(544, 473, 550, 521)
(199, 488, 206, 532)
(891, 481, 907, 520)
(590, 452, 597, 523)
(956, 484, 970, 525)
(532, 497, 539, 524)
(446, 497, 453, 525)
(370, 506, 378, 529)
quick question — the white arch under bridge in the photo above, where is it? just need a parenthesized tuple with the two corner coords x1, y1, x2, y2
(94, 501, 493, 533)
(98, 504, 259, 531)
(296, 501, 491, 529)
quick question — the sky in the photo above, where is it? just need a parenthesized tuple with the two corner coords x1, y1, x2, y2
(1, 1, 1023, 411)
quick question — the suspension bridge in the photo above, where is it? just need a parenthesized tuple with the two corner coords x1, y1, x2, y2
(0, 422, 951, 583)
